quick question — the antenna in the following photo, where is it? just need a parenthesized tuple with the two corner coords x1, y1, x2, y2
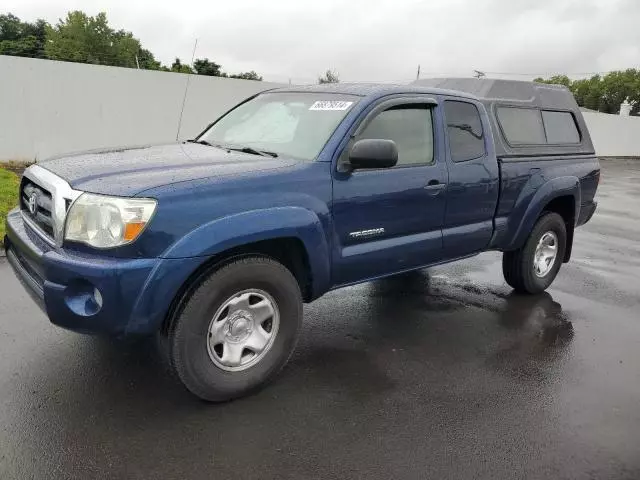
(176, 38, 199, 141)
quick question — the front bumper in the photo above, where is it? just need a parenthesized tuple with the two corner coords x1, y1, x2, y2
(4, 209, 202, 335)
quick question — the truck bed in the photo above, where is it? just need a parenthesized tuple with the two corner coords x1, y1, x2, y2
(491, 154, 600, 251)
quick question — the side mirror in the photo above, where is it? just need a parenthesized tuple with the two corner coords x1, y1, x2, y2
(347, 139, 398, 171)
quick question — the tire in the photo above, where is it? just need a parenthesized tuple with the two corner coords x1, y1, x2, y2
(502, 212, 567, 294)
(167, 256, 302, 402)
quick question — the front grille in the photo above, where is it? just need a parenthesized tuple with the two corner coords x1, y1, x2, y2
(21, 178, 55, 240)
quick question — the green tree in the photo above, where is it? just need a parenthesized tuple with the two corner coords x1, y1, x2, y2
(228, 70, 262, 81)
(46, 12, 113, 64)
(572, 75, 605, 112)
(536, 70, 640, 115)
(534, 74, 572, 88)
(599, 69, 640, 114)
(137, 48, 161, 70)
(170, 57, 194, 74)
(193, 58, 222, 76)
(193, 59, 263, 80)
(0, 14, 47, 58)
(318, 69, 339, 84)
(44, 11, 160, 70)
(3, 10, 263, 78)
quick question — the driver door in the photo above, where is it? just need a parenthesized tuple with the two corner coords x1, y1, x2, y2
(331, 98, 447, 286)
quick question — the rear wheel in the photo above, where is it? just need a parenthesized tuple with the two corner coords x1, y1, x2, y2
(167, 256, 302, 401)
(502, 212, 567, 294)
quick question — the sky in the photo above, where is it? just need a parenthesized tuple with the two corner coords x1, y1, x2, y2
(3, 0, 639, 84)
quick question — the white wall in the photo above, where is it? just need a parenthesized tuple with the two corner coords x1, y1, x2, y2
(2, 55, 640, 160)
(582, 111, 640, 158)
(0, 55, 284, 161)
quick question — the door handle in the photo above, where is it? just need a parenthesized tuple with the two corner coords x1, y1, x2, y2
(424, 180, 446, 194)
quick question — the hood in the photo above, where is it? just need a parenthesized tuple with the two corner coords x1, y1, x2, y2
(39, 143, 299, 196)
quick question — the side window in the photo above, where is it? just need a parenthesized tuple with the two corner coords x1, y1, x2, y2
(497, 107, 546, 145)
(497, 107, 581, 146)
(444, 100, 485, 162)
(357, 105, 434, 166)
(542, 110, 580, 144)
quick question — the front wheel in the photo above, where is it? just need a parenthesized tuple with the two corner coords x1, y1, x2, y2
(502, 212, 567, 294)
(166, 256, 302, 402)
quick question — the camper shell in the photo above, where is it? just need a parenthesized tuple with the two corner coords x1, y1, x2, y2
(414, 77, 595, 158)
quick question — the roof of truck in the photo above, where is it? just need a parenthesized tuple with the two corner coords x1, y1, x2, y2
(412, 77, 578, 110)
(273, 82, 479, 100)
(276, 78, 576, 108)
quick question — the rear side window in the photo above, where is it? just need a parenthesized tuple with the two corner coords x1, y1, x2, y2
(542, 110, 580, 144)
(497, 107, 546, 145)
(444, 101, 485, 162)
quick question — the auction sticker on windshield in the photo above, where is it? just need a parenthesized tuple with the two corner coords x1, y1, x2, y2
(309, 100, 354, 111)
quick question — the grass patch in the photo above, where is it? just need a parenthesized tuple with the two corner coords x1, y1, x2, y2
(0, 160, 33, 177)
(0, 168, 20, 247)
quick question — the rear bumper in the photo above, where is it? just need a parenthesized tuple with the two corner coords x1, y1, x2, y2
(578, 200, 597, 226)
(4, 209, 202, 335)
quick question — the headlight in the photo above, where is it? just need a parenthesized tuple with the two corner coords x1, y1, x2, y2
(65, 193, 157, 248)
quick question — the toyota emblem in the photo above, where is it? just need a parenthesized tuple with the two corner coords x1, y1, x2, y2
(27, 193, 38, 215)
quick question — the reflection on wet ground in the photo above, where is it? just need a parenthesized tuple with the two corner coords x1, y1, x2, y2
(1, 160, 640, 479)
(356, 270, 575, 385)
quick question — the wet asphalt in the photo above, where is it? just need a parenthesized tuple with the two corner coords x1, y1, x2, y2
(1, 159, 640, 480)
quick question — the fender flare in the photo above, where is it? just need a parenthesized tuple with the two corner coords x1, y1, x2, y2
(505, 175, 581, 251)
(160, 206, 331, 296)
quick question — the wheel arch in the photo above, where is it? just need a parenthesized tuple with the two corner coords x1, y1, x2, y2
(160, 237, 314, 336)
(542, 195, 576, 262)
(504, 176, 580, 253)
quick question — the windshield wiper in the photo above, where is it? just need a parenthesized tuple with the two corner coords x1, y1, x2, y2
(186, 140, 278, 158)
(186, 139, 219, 147)
(226, 146, 279, 158)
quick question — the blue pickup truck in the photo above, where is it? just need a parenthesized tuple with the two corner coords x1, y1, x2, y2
(5, 79, 599, 401)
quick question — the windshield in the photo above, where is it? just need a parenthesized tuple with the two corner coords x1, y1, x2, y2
(198, 92, 360, 161)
